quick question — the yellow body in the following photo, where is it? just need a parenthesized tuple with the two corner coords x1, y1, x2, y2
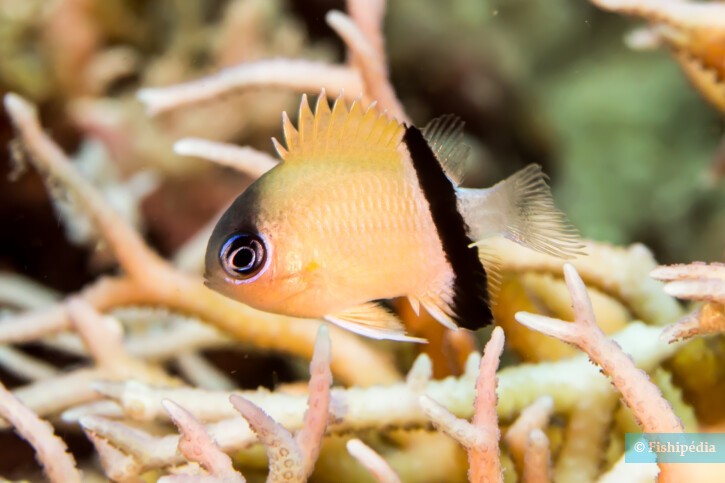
(243, 157, 450, 318)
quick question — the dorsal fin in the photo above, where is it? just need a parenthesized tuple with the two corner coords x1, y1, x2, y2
(273, 91, 405, 165)
(422, 114, 470, 184)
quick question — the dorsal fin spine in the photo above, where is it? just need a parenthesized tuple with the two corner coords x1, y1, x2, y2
(282, 111, 298, 151)
(346, 101, 365, 149)
(297, 94, 314, 153)
(279, 91, 404, 164)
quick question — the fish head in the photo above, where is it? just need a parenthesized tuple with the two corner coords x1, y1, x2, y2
(204, 170, 320, 315)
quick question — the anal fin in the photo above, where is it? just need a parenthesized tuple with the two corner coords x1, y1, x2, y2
(417, 291, 459, 331)
(473, 242, 503, 306)
(324, 303, 427, 343)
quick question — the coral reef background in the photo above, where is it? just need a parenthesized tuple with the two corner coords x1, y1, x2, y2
(1, 0, 725, 481)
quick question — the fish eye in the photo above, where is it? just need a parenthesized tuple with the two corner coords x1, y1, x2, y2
(220, 233, 267, 279)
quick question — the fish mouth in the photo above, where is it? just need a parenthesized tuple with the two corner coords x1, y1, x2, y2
(202, 274, 217, 290)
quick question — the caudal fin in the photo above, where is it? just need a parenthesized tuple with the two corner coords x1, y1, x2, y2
(458, 164, 584, 259)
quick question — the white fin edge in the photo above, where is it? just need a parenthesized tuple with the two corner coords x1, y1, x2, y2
(458, 164, 585, 259)
(324, 303, 427, 343)
(407, 296, 421, 316)
(475, 243, 503, 305)
(421, 114, 469, 185)
(417, 294, 459, 331)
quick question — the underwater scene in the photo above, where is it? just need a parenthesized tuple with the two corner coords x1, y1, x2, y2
(1, 0, 725, 481)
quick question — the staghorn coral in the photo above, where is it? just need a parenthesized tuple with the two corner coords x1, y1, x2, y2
(651, 262, 725, 342)
(1, 0, 725, 482)
(590, 0, 725, 114)
(516, 264, 687, 482)
(420, 327, 505, 482)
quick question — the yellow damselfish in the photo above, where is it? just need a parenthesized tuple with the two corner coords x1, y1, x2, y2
(204, 93, 582, 342)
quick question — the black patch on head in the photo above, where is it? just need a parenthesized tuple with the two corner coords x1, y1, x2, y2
(403, 125, 493, 330)
(205, 185, 263, 282)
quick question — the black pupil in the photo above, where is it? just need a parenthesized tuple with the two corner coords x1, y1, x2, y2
(231, 246, 255, 270)
(221, 234, 265, 278)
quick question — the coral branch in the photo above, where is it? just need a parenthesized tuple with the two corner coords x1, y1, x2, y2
(295, 325, 332, 472)
(161, 400, 244, 482)
(553, 391, 618, 483)
(653, 262, 725, 303)
(515, 264, 683, 433)
(230, 325, 331, 481)
(660, 305, 725, 343)
(230, 396, 305, 481)
(522, 429, 551, 483)
(174, 352, 236, 391)
(326, 11, 408, 122)
(0, 380, 82, 483)
(0, 346, 59, 381)
(85, 430, 142, 481)
(4, 93, 169, 282)
(488, 238, 683, 326)
(346, 0, 387, 62)
(346, 439, 401, 483)
(174, 138, 278, 179)
(0, 271, 60, 309)
(651, 262, 725, 341)
(515, 263, 685, 482)
(420, 327, 505, 483)
(66, 298, 174, 383)
(74, 322, 677, 474)
(591, 0, 725, 30)
(172, 217, 219, 275)
(66, 298, 128, 368)
(0, 368, 104, 430)
(137, 60, 363, 115)
(504, 396, 553, 475)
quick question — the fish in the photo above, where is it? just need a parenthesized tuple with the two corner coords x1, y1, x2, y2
(204, 92, 583, 342)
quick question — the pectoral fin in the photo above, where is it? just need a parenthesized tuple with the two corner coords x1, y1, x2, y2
(324, 303, 427, 343)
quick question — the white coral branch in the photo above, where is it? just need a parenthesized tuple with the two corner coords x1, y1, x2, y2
(0, 346, 59, 381)
(504, 396, 553, 476)
(137, 59, 363, 115)
(660, 305, 725, 343)
(0, 380, 82, 483)
(420, 327, 505, 483)
(651, 262, 725, 342)
(230, 325, 332, 482)
(515, 263, 685, 482)
(346, 439, 401, 483)
(522, 429, 551, 483)
(326, 11, 408, 122)
(174, 138, 278, 179)
(0, 271, 60, 309)
(591, 0, 725, 30)
(516, 264, 683, 433)
(652, 262, 725, 303)
(174, 352, 236, 391)
(160, 400, 244, 482)
(4, 93, 169, 282)
(68, 322, 679, 474)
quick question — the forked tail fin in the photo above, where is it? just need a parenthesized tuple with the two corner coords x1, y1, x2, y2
(458, 164, 585, 259)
